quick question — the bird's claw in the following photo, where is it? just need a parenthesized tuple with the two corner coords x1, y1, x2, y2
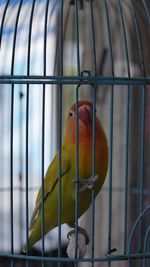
(67, 226, 89, 244)
(72, 175, 99, 193)
(67, 226, 89, 258)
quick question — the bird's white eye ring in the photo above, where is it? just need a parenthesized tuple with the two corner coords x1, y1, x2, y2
(69, 110, 74, 118)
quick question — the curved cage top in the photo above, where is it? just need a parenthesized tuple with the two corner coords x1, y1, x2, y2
(0, 0, 150, 86)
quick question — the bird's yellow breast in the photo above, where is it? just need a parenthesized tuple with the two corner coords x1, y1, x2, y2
(60, 138, 108, 226)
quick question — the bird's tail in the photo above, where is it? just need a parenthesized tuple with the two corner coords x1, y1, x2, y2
(22, 243, 28, 254)
(22, 233, 34, 254)
(22, 228, 41, 254)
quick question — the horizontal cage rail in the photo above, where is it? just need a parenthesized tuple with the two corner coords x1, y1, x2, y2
(0, 75, 149, 85)
(0, 252, 150, 263)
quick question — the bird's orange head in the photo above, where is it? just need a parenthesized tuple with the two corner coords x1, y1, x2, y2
(63, 100, 106, 147)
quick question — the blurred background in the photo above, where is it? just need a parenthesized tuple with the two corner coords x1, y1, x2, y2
(0, 0, 150, 266)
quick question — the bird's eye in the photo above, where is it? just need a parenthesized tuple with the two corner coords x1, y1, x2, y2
(69, 110, 74, 118)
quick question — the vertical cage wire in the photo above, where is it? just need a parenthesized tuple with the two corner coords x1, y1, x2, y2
(10, 2, 24, 267)
(142, 0, 150, 24)
(0, 0, 10, 48)
(40, 1, 50, 264)
(104, 3, 114, 267)
(116, 0, 131, 255)
(25, 3, 36, 267)
(88, 1, 97, 266)
(74, 0, 80, 264)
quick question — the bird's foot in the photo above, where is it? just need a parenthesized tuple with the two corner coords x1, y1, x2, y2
(67, 226, 89, 258)
(73, 175, 99, 193)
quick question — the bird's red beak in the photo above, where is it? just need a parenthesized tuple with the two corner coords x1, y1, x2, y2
(78, 104, 93, 126)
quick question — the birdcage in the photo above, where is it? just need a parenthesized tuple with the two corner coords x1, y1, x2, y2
(0, 0, 150, 267)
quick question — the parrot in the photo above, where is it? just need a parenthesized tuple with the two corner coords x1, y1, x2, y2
(23, 99, 108, 253)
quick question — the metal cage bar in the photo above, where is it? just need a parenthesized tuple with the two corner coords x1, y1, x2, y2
(116, 0, 131, 255)
(104, 3, 114, 267)
(25, 3, 36, 267)
(10, 2, 24, 267)
(74, 0, 80, 265)
(57, 1, 64, 266)
(88, 1, 97, 266)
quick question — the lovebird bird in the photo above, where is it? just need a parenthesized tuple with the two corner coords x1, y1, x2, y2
(23, 100, 108, 252)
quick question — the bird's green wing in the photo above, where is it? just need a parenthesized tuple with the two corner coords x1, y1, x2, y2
(30, 146, 70, 229)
